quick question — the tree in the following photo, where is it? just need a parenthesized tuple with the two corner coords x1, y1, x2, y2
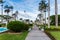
(0, 15, 13, 23)
(20, 18, 23, 20)
(39, 0, 48, 25)
(50, 15, 60, 26)
(4, 5, 13, 23)
(44, 10, 46, 27)
(9, 6, 13, 14)
(0, 0, 4, 23)
(25, 19, 30, 24)
(4, 5, 13, 15)
(48, 0, 50, 28)
(37, 13, 42, 24)
(4, 5, 10, 15)
(55, 0, 58, 28)
(12, 11, 19, 20)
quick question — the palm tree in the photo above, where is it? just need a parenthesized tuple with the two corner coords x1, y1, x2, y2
(12, 11, 19, 20)
(37, 14, 42, 24)
(0, 0, 4, 23)
(20, 18, 23, 21)
(25, 19, 30, 24)
(15, 11, 19, 20)
(4, 5, 12, 23)
(4, 9, 10, 23)
(9, 6, 13, 14)
(39, 0, 48, 25)
(55, 0, 58, 28)
(4, 5, 10, 15)
(48, 0, 50, 28)
(44, 10, 46, 27)
(4, 5, 13, 15)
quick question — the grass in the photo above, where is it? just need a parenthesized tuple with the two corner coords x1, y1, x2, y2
(50, 31, 60, 40)
(0, 31, 28, 40)
(45, 26, 60, 40)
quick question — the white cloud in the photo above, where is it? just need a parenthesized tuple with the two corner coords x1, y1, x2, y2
(4, 0, 40, 21)
(3, 0, 60, 21)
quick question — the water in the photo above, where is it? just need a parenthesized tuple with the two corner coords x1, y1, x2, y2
(0, 27, 8, 33)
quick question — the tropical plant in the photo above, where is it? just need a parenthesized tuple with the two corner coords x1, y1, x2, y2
(20, 18, 23, 21)
(9, 6, 13, 14)
(4, 5, 13, 23)
(0, 0, 4, 23)
(37, 13, 42, 24)
(39, 0, 48, 25)
(4, 5, 11, 15)
(25, 19, 30, 24)
(12, 11, 19, 20)
(44, 10, 46, 27)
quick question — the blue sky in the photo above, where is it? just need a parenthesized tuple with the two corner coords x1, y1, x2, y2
(1, 0, 60, 21)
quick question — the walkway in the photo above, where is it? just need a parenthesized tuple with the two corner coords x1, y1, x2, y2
(25, 25, 51, 40)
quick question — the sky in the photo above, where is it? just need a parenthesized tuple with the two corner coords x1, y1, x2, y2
(0, 0, 60, 21)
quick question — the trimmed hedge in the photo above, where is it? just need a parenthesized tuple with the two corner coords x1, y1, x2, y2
(7, 21, 29, 32)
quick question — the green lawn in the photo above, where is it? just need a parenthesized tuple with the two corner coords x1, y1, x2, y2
(0, 31, 28, 40)
(45, 26, 60, 40)
(50, 31, 60, 40)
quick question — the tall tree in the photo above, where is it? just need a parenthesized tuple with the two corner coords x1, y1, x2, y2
(39, 0, 48, 25)
(0, 0, 4, 23)
(48, 0, 50, 28)
(50, 15, 60, 25)
(9, 6, 13, 15)
(4, 5, 13, 15)
(44, 10, 46, 27)
(12, 11, 18, 20)
(55, 0, 58, 28)
(4, 5, 10, 15)
(4, 5, 12, 23)
(37, 13, 42, 24)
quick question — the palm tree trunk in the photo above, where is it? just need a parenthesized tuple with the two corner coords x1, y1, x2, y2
(45, 12, 46, 27)
(40, 11, 42, 24)
(55, 0, 58, 28)
(48, 0, 50, 28)
(41, 11, 44, 25)
(12, 9, 13, 15)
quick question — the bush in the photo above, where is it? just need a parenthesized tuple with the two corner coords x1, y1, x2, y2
(24, 24, 29, 31)
(7, 21, 29, 32)
(0, 24, 2, 27)
(0, 23, 6, 27)
(29, 24, 33, 26)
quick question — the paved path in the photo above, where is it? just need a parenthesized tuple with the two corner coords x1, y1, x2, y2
(25, 25, 51, 40)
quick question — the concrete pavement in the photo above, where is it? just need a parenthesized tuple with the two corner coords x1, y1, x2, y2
(25, 25, 51, 40)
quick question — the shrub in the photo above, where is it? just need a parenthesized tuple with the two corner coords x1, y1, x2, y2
(0, 24, 2, 27)
(29, 24, 33, 26)
(0, 23, 6, 27)
(24, 24, 29, 31)
(7, 21, 29, 32)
